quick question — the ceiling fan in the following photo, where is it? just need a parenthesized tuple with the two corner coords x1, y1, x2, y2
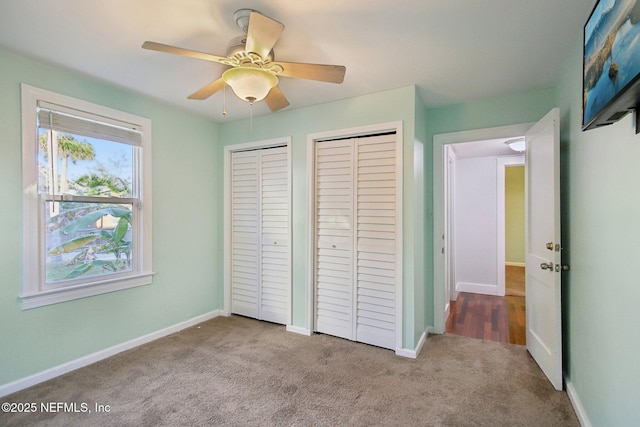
(142, 9, 346, 113)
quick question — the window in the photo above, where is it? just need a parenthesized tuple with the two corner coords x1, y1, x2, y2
(21, 84, 153, 309)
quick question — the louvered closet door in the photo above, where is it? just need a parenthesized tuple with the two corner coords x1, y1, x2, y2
(315, 139, 354, 340)
(231, 146, 290, 324)
(355, 135, 397, 349)
(231, 151, 260, 318)
(259, 146, 290, 324)
(315, 134, 398, 350)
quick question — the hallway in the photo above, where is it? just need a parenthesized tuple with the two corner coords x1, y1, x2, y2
(446, 292, 526, 345)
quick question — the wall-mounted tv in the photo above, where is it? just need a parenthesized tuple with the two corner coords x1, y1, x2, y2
(583, 0, 640, 133)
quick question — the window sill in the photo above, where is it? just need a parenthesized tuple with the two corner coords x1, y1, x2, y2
(21, 273, 154, 310)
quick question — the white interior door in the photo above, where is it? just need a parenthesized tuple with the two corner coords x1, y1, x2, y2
(525, 107, 563, 390)
(231, 147, 290, 324)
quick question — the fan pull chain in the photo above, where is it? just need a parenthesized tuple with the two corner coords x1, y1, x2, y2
(250, 101, 253, 132)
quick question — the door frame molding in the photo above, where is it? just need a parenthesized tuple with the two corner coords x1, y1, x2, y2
(307, 121, 403, 351)
(433, 123, 532, 334)
(443, 145, 456, 317)
(223, 137, 292, 323)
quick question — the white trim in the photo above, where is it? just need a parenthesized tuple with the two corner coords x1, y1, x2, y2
(505, 262, 526, 267)
(433, 123, 533, 334)
(306, 136, 315, 333)
(21, 273, 154, 310)
(20, 84, 153, 309)
(456, 281, 502, 296)
(286, 142, 293, 325)
(307, 121, 403, 350)
(395, 327, 431, 359)
(0, 310, 222, 398)
(307, 121, 402, 142)
(496, 155, 525, 297)
(444, 146, 457, 308)
(223, 137, 292, 324)
(396, 125, 404, 353)
(566, 379, 593, 427)
(286, 325, 312, 336)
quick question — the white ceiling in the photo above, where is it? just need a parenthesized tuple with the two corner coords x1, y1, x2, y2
(450, 137, 524, 159)
(0, 0, 595, 122)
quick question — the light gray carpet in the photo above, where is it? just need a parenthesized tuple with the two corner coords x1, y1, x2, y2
(1, 315, 579, 426)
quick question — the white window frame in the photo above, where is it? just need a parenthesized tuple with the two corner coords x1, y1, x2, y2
(21, 84, 153, 309)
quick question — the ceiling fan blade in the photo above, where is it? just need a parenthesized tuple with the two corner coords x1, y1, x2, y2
(274, 61, 346, 83)
(265, 86, 289, 112)
(142, 41, 228, 64)
(188, 78, 226, 100)
(245, 11, 284, 59)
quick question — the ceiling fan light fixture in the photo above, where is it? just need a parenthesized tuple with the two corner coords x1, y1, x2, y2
(142, 9, 345, 114)
(505, 137, 526, 152)
(222, 67, 278, 103)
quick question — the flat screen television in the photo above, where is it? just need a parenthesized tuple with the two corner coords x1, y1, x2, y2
(583, 0, 640, 132)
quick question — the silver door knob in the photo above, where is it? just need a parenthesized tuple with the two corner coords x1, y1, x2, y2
(540, 262, 554, 270)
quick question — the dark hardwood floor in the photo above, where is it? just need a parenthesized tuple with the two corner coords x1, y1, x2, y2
(445, 292, 526, 345)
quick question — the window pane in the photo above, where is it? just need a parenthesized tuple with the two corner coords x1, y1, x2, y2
(37, 130, 133, 198)
(45, 201, 133, 284)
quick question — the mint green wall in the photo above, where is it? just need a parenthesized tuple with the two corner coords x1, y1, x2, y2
(555, 37, 640, 426)
(218, 86, 427, 350)
(0, 48, 220, 386)
(505, 166, 525, 264)
(427, 89, 556, 136)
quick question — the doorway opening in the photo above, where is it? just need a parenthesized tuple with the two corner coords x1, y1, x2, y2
(443, 141, 525, 345)
(433, 123, 533, 345)
(505, 164, 526, 298)
(434, 109, 563, 390)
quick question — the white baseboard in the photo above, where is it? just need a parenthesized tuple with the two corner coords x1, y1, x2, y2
(456, 282, 502, 296)
(506, 262, 526, 267)
(286, 324, 312, 336)
(395, 326, 432, 359)
(566, 379, 592, 427)
(0, 310, 222, 398)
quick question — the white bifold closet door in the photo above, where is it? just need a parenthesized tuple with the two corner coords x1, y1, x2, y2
(231, 146, 290, 325)
(315, 133, 398, 350)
